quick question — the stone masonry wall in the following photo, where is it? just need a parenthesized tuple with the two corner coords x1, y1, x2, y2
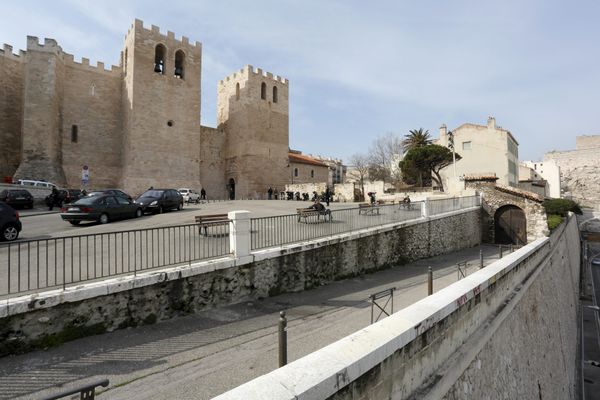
(0, 46, 24, 180)
(199, 125, 226, 199)
(545, 146, 600, 206)
(0, 209, 481, 355)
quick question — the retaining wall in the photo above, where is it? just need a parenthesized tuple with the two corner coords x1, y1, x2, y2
(213, 214, 580, 400)
(0, 208, 481, 356)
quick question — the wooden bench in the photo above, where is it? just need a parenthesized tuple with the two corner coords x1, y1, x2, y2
(195, 214, 229, 235)
(358, 203, 380, 215)
(297, 208, 332, 223)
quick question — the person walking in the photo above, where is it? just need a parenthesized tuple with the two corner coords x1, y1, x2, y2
(200, 187, 206, 200)
(325, 186, 331, 206)
(267, 186, 273, 200)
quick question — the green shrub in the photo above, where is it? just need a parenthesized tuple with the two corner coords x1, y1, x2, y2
(542, 198, 582, 217)
(547, 214, 564, 231)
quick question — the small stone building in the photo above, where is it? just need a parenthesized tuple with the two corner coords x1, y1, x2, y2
(288, 151, 329, 185)
(0, 19, 290, 198)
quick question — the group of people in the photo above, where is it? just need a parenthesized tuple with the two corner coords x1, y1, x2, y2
(272, 186, 332, 206)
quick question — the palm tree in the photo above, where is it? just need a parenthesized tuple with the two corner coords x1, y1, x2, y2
(402, 128, 432, 152)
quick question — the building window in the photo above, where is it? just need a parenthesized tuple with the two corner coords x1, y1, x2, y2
(154, 44, 166, 74)
(294, 168, 298, 177)
(174, 50, 185, 79)
(273, 86, 278, 103)
(261, 82, 266, 100)
(167, 120, 174, 127)
(71, 125, 78, 143)
(310, 169, 314, 178)
(90, 84, 96, 96)
(236, 83, 240, 100)
(462, 141, 471, 150)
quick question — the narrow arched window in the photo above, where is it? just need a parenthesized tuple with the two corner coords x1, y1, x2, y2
(294, 168, 298, 177)
(71, 125, 78, 143)
(261, 82, 266, 100)
(154, 44, 166, 74)
(273, 86, 278, 103)
(174, 50, 185, 79)
(310, 169, 314, 178)
(235, 82, 240, 100)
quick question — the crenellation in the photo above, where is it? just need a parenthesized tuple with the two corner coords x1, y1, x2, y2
(181, 36, 189, 45)
(97, 61, 104, 70)
(81, 57, 89, 66)
(0, 43, 25, 61)
(63, 53, 74, 63)
(167, 31, 175, 40)
(151, 24, 160, 34)
(266, 72, 273, 79)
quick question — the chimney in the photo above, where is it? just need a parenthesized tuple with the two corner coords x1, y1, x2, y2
(439, 124, 447, 137)
(487, 116, 496, 129)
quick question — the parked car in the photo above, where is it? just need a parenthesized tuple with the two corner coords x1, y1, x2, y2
(16, 179, 57, 189)
(136, 189, 184, 214)
(86, 189, 133, 202)
(592, 258, 600, 266)
(60, 194, 143, 225)
(178, 188, 200, 204)
(0, 202, 22, 241)
(0, 189, 34, 209)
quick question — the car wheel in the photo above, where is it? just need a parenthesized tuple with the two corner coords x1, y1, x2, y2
(69, 221, 81, 226)
(1, 224, 19, 242)
(177, 202, 183, 211)
(135, 208, 142, 218)
(98, 213, 109, 224)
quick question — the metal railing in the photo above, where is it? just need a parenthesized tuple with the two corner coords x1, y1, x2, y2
(250, 202, 423, 250)
(428, 195, 479, 216)
(0, 222, 230, 297)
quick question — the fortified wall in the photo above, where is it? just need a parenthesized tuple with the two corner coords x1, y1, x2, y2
(545, 135, 600, 206)
(0, 20, 290, 198)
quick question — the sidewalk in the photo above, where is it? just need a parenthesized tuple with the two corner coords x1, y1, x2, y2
(0, 244, 506, 400)
(17, 209, 59, 218)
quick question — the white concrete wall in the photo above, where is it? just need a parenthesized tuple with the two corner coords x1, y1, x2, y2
(214, 215, 579, 400)
(522, 160, 561, 198)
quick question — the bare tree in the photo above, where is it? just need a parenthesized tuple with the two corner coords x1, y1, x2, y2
(348, 153, 370, 201)
(367, 133, 403, 182)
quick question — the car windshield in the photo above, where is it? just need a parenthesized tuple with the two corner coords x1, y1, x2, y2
(73, 197, 101, 205)
(140, 190, 164, 198)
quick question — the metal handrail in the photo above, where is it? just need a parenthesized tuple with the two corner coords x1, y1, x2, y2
(39, 378, 109, 400)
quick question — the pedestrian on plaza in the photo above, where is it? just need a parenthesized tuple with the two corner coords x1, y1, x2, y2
(325, 186, 331, 206)
(200, 187, 206, 200)
(268, 186, 273, 200)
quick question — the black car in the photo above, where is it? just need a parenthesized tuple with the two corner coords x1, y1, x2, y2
(136, 189, 184, 214)
(0, 189, 34, 209)
(60, 189, 83, 204)
(60, 195, 143, 225)
(0, 202, 22, 241)
(87, 189, 133, 202)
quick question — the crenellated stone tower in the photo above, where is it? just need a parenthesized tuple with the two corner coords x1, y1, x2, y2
(217, 66, 289, 199)
(13, 38, 67, 185)
(120, 20, 202, 194)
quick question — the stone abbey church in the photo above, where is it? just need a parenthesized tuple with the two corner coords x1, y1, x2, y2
(0, 19, 290, 198)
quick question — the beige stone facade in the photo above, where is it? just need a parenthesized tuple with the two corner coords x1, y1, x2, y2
(0, 19, 290, 198)
(436, 117, 519, 191)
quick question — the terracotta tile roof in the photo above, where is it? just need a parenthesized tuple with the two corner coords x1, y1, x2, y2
(463, 174, 499, 182)
(494, 184, 544, 202)
(289, 152, 328, 167)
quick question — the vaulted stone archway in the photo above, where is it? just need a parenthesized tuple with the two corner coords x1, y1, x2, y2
(465, 176, 548, 244)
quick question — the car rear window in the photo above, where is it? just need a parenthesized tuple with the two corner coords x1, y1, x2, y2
(74, 196, 102, 205)
(141, 190, 164, 197)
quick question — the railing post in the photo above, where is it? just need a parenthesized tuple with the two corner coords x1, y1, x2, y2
(427, 266, 433, 295)
(499, 245, 503, 258)
(228, 210, 252, 259)
(421, 198, 429, 219)
(278, 311, 287, 367)
(480, 249, 484, 269)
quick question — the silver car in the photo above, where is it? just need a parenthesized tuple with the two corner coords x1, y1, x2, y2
(178, 188, 200, 204)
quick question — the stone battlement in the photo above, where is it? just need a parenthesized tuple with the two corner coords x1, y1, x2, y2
(219, 64, 288, 86)
(0, 44, 26, 61)
(128, 19, 201, 50)
(62, 52, 121, 75)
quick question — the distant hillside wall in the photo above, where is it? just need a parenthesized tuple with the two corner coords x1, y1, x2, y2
(215, 214, 580, 400)
(544, 146, 600, 206)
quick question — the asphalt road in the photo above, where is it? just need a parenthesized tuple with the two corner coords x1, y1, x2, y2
(0, 244, 505, 400)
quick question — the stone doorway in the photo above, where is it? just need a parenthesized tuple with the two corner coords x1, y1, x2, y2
(228, 178, 235, 200)
(494, 205, 527, 245)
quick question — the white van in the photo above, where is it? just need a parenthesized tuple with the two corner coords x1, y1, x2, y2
(17, 180, 57, 189)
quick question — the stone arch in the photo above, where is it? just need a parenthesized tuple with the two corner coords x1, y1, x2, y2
(494, 204, 527, 245)
(174, 49, 185, 79)
(154, 44, 166, 74)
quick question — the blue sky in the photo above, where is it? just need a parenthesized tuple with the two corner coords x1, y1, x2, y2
(2, 1, 599, 163)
